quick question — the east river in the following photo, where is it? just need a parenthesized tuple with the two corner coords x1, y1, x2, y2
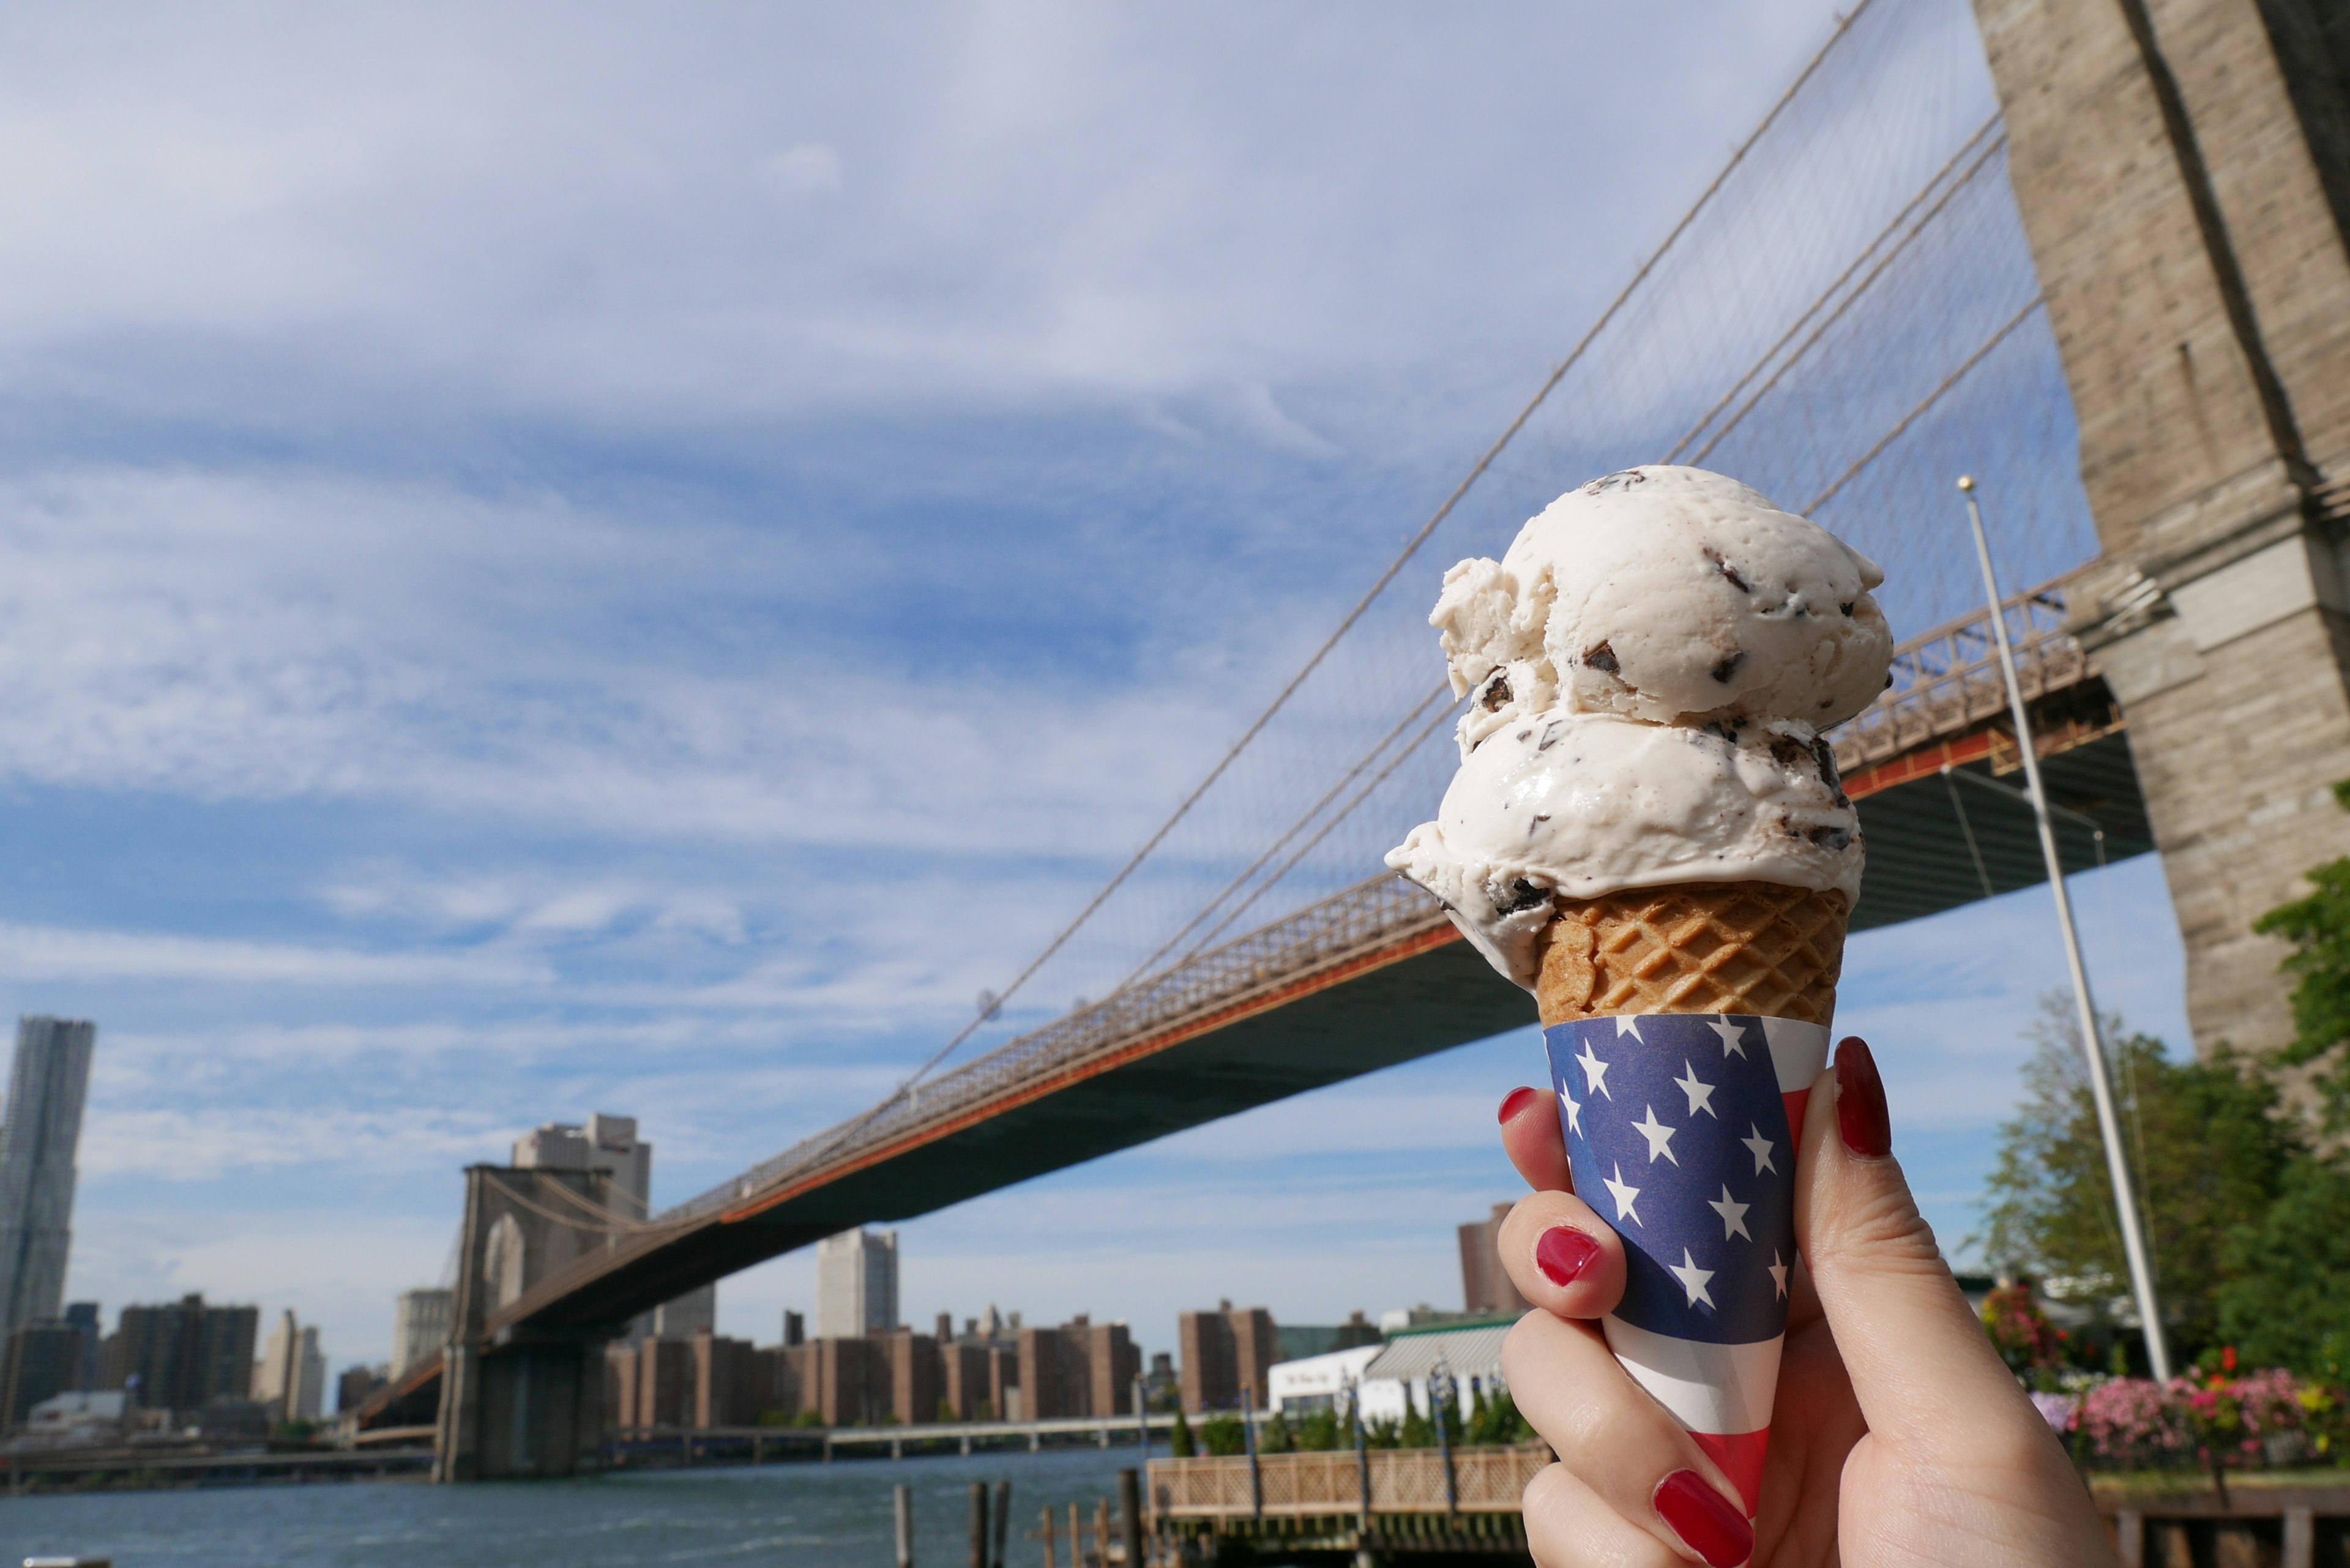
(0, 1446, 1143, 1567)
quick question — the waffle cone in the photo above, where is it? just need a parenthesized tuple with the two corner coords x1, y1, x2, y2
(1534, 881, 1847, 1027)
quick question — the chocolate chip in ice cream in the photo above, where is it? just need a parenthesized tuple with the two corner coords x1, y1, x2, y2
(1582, 641, 1620, 674)
(1710, 651, 1747, 684)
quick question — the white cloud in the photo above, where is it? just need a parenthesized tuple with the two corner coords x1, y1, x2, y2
(761, 143, 843, 198)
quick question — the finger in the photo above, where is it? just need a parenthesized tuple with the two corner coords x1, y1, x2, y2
(1499, 1083, 1575, 1193)
(1521, 1461, 1684, 1568)
(1793, 1036, 2056, 1465)
(1498, 1189, 1626, 1321)
(1504, 1310, 1754, 1567)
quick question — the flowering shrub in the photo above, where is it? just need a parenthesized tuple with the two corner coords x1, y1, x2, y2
(2062, 1366, 2338, 1471)
(1981, 1285, 2070, 1373)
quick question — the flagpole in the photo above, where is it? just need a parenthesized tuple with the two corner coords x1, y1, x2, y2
(1957, 475, 2172, 1383)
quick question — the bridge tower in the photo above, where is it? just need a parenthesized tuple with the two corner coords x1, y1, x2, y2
(1974, 0, 2350, 1053)
(433, 1164, 627, 1482)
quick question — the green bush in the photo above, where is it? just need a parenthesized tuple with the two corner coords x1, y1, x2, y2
(1296, 1408, 1341, 1451)
(1201, 1414, 1247, 1457)
(1260, 1412, 1294, 1454)
(1169, 1409, 1195, 1458)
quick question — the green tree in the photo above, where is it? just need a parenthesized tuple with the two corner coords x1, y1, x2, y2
(1398, 1386, 1433, 1449)
(1978, 995, 2297, 1357)
(2255, 779, 2350, 1104)
(2218, 1152, 2350, 1372)
(1296, 1407, 1341, 1451)
(1261, 1411, 1295, 1454)
(1201, 1414, 1247, 1457)
(1466, 1386, 1529, 1446)
(1169, 1409, 1195, 1458)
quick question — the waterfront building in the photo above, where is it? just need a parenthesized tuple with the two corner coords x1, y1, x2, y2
(2, 1321, 89, 1427)
(1266, 1343, 1383, 1416)
(814, 1227, 897, 1340)
(337, 1364, 387, 1414)
(1177, 1301, 1278, 1413)
(0, 1018, 96, 1340)
(390, 1286, 452, 1378)
(62, 1302, 98, 1391)
(255, 1310, 326, 1422)
(1458, 1202, 1531, 1318)
(1275, 1311, 1382, 1363)
(102, 1295, 258, 1415)
(514, 1114, 714, 1340)
(886, 1329, 942, 1425)
(1348, 1320, 1509, 1427)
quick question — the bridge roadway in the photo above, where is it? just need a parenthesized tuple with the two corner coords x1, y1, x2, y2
(368, 568, 2152, 1439)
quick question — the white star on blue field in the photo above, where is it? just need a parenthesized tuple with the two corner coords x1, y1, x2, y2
(0, 1, 2187, 1374)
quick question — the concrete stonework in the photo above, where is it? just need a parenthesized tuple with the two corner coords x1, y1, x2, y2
(1972, 0, 2350, 1054)
(433, 1166, 625, 1482)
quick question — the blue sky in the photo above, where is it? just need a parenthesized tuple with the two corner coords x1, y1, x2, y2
(0, 0, 2192, 1376)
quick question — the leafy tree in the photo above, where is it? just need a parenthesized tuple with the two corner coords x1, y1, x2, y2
(1296, 1407, 1341, 1451)
(1398, 1386, 1434, 1449)
(937, 1397, 957, 1423)
(1201, 1414, 1247, 1457)
(1261, 1411, 1295, 1454)
(1978, 995, 2297, 1357)
(1466, 1386, 1530, 1446)
(2218, 1152, 2350, 1372)
(1169, 1409, 1195, 1458)
(2254, 779, 2350, 1104)
(1364, 1415, 1401, 1449)
(792, 1408, 825, 1428)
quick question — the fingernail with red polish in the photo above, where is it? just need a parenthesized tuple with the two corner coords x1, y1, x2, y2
(1535, 1226, 1599, 1288)
(1654, 1470, 1753, 1567)
(1497, 1086, 1540, 1124)
(1836, 1035, 1892, 1159)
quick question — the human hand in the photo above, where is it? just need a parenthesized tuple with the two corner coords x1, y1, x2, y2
(1491, 1034, 2113, 1566)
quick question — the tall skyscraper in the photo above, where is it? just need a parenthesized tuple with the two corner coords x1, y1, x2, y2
(0, 1018, 96, 1340)
(815, 1228, 898, 1340)
(390, 1288, 453, 1379)
(512, 1113, 714, 1340)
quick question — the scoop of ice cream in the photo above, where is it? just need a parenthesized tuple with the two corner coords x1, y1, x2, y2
(1433, 466, 1890, 751)
(1384, 709, 1860, 990)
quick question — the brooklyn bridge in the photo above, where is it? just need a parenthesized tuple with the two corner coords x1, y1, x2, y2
(366, 0, 2350, 1479)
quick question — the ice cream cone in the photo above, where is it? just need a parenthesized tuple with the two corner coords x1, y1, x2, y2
(1539, 885, 1842, 1520)
(1384, 466, 1892, 1532)
(1534, 882, 1848, 1027)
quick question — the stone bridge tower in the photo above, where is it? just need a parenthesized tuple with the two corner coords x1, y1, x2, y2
(1973, 0, 2350, 1053)
(433, 1164, 629, 1482)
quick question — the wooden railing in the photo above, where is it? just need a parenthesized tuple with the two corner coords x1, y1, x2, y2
(1147, 1445, 1548, 1518)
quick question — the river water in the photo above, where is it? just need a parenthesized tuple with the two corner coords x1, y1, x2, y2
(0, 1446, 1149, 1568)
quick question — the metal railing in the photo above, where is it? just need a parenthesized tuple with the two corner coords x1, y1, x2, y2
(1829, 566, 2096, 775)
(668, 871, 1447, 1222)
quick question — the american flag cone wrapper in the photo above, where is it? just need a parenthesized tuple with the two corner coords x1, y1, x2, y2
(1545, 1012, 1829, 1518)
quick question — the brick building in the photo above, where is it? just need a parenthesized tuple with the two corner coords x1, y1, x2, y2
(1458, 1203, 1532, 1318)
(886, 1331, 942, 1425)
(1177, 1302, 1278, 1413)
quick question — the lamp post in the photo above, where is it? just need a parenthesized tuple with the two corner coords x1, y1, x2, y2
(1957, 474, 2171, 1383)
(1429, 1355, 1459, 1518)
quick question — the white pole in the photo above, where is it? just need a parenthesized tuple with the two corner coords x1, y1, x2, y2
(1958, 475, 2172, 1383)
